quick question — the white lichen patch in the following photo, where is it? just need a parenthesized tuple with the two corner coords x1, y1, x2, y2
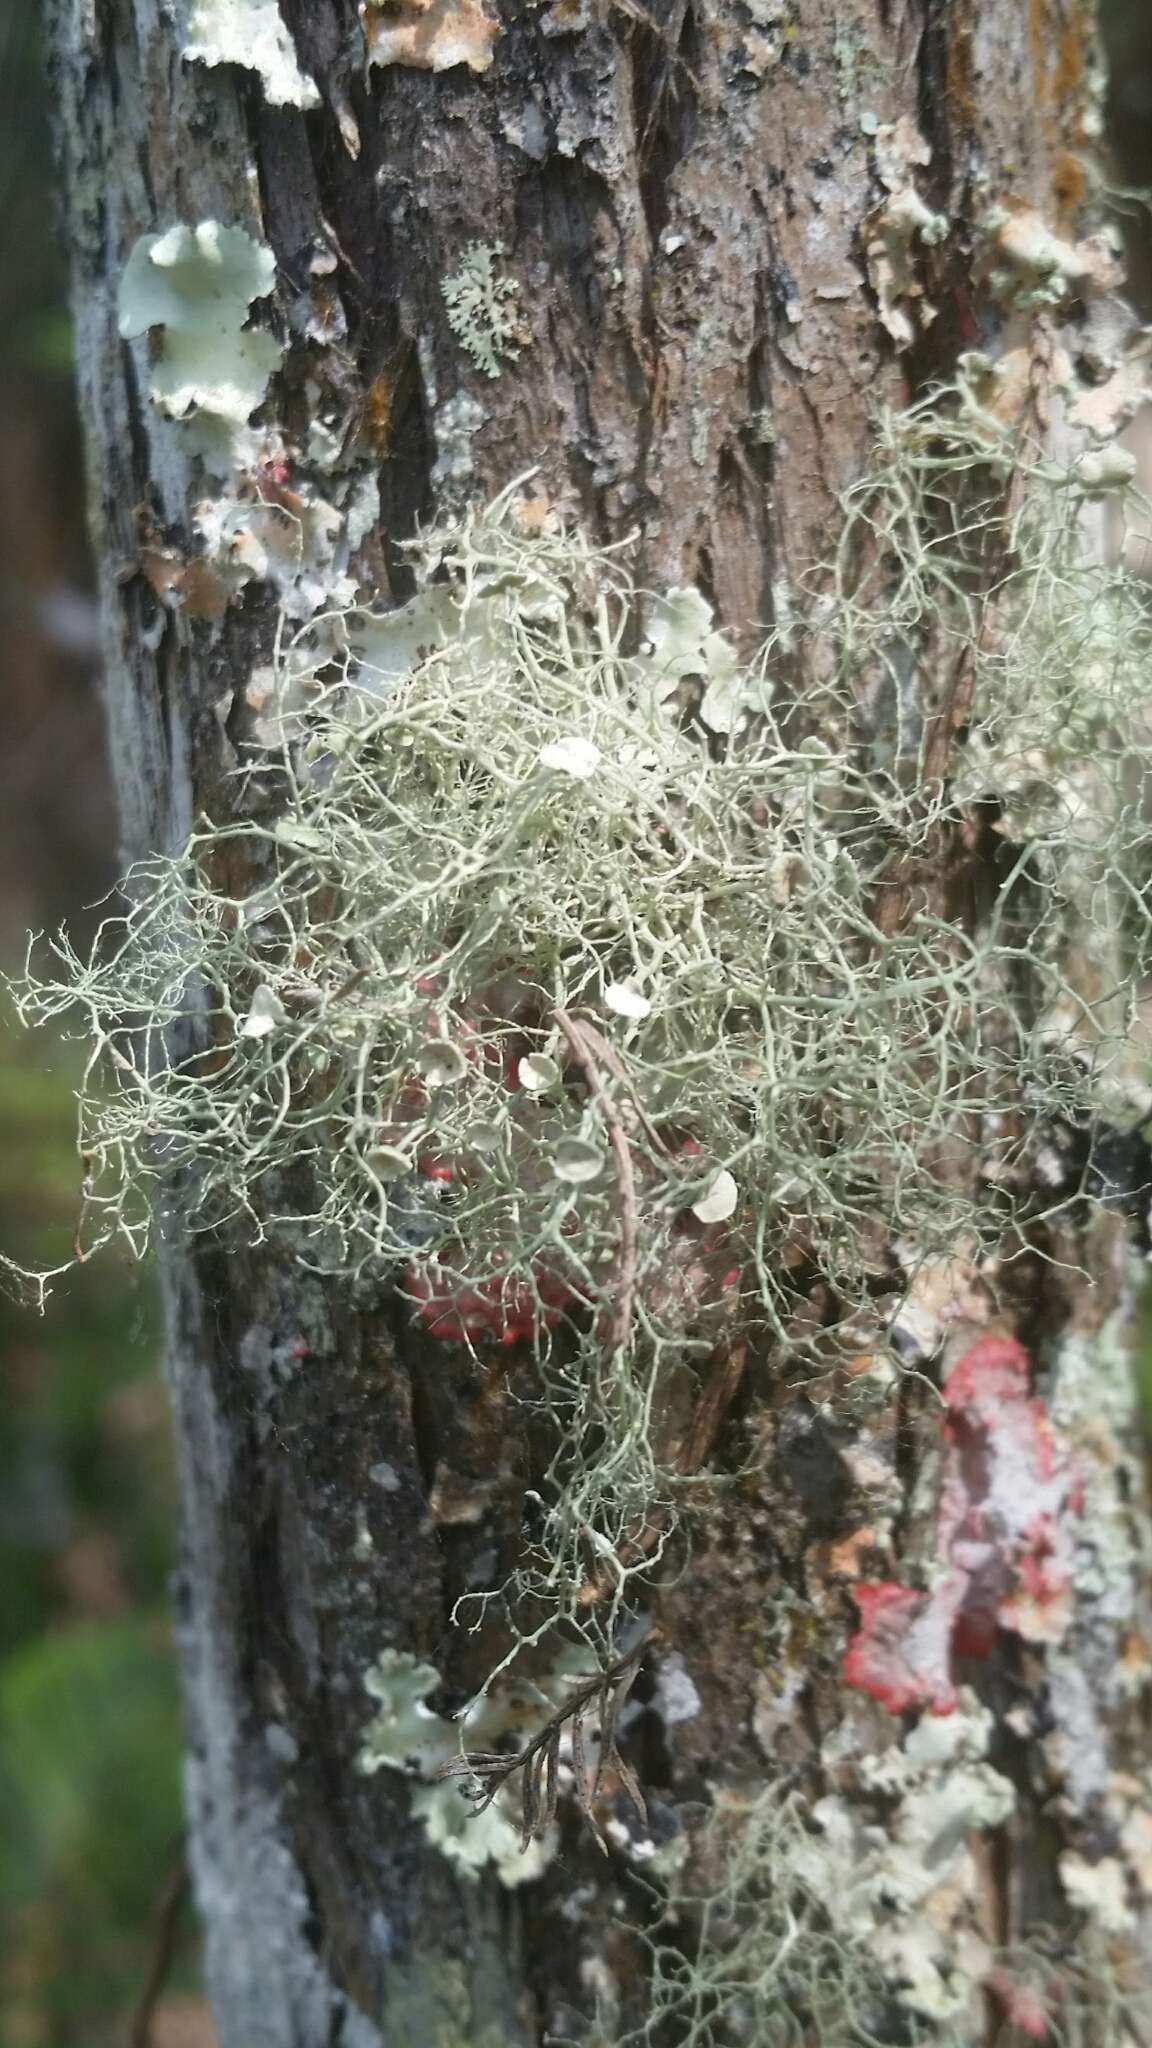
(648, 1651, 701, 1727)
(1043, 1280, 1152, 1825)
(361, 0, 497, 73)
(986, 206, 1122, 312)
(442, 244, 528, 380)
(1059, 1852, 1134, 1935)
(430, 389, 488, 493)
(622, 1701, 1016, 2047)
(193, 475, 358, 620)
(183, 0, 320, 106)
(639, 585, 756, 735)
(118, 222, 282, 468)
(800, 1698, 1016, 2027)
(864, 118, 948, 349)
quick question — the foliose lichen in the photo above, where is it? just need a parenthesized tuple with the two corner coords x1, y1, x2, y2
(441, 243, 528, 379)
(118, 220, 282, 469)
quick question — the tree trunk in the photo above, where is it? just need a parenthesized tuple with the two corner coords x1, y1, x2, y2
(45, 1, 1152, 2043)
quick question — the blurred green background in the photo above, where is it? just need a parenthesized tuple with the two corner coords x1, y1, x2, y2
(0, 2, 1151, 2045)
(0, 5, 213, 2043)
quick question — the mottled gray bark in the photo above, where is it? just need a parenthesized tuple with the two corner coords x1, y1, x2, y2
(46, 0, 1152, 2043)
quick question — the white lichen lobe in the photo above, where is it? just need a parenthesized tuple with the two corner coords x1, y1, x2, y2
(118, 221, 282, 467)
(183, 0, 320, 106)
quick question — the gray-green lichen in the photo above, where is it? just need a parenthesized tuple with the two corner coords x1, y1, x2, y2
(441, 243, 528, 380)
(357, 1649, 559, 1886)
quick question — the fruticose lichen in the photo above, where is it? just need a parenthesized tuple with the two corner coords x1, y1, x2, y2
(118, 221, 282, 468)
(12, 346, 1152, 2041)
(11, 393, 1152, 1658)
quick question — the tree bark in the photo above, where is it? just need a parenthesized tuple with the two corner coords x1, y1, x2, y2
(45, 0, 1152, 2043)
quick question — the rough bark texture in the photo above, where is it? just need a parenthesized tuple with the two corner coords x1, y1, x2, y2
(46, 0, 1152, 2043)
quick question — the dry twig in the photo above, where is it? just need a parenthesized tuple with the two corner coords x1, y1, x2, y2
(127, 1838, 189, 2048)
(437, 1642, 648, 1849)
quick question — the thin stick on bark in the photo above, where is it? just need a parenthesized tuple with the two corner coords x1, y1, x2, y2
(127, 1839, 189, 2048)
(437, 1639, 649, 1847)
(576, 1337, 748, 1606)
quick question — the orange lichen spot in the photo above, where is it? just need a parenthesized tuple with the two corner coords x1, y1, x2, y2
(1051, 150, 1086, 224)
(514, 492, 555, 534)
(1052, 6, 1088, 105)
(361, 0, 497, 73)
(139, 545, 186, 601)
(1028, 0, 1085, 110)
(1027, 0, 1093, 225)
(364, 371, 396, 455)
(362, 351, 411, 456)
(823, 1528, 878, 1581)
(1028, 0, 1047, 99)
(181, 557, 232, 621)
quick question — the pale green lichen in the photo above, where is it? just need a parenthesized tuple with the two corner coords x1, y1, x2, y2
(194, 478, 359, 621)
(442, 243, 528, 379)
(118, 221, 282, 467)
(357, 1647, 584, 1884)
(609, 1697, 1150, 2046)
(985, 206, 1119, 311)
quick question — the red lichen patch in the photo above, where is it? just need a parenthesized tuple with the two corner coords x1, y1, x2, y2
(987, 1968, 1051, 2040)
(403, 1261, 583, 1346)
(843, 1575, 968, 1716)
(844, 1336, 1077, 1715)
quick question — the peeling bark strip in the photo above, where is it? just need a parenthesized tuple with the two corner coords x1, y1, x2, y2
(42, 0, 1152, 2043)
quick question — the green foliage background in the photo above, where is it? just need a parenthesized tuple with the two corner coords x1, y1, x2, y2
(0, 1031, 199, 2047)
(0, 2, 202, 2034)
